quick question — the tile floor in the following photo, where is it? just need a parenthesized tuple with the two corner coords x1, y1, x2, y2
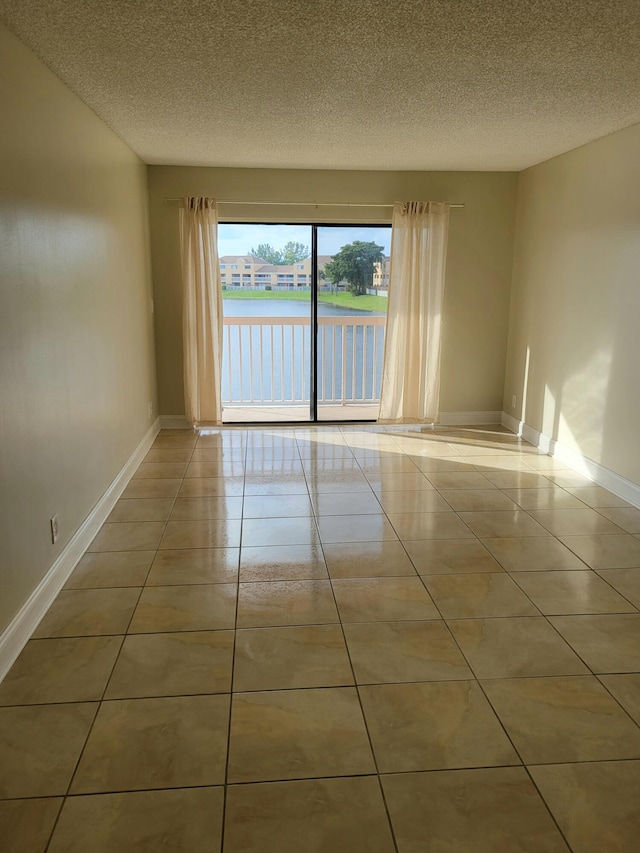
(1, 424, 640, 852)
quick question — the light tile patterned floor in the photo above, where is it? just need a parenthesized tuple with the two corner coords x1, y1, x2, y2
(1, 424, 640, 852)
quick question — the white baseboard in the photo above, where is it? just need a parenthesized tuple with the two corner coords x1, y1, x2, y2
(160, 412, 503, 429)
(501, 412, 640, 509)
(0, 418, 161, 684)
(439, 411, 503, 425)
(159, 415, 191, 430)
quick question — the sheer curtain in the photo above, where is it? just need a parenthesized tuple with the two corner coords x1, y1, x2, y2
(179, 197, 223, 428)
(378, 201, 450, 423)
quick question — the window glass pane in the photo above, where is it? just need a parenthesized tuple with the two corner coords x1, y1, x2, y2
(218, 223, 312, 423)
(316, 226, 390, 422)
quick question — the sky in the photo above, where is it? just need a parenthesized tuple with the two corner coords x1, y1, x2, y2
(218, 223, 391, 257)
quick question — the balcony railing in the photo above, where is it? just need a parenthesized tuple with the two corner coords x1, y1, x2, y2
(221, 315, 386, 407)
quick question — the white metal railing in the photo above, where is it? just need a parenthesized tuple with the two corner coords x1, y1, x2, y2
(221, 315, 386, 406)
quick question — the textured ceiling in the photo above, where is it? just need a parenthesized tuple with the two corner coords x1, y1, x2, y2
(2, 1, 640, 171)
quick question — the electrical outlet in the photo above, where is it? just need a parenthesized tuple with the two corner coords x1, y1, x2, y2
(50, 515, 59, 545)
(148, 401, 154, 419)
(511, 395, 517, 408)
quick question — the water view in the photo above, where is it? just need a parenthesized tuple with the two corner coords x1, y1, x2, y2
(222, 298, 385, 317)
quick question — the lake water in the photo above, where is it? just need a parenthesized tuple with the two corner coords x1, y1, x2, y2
(221, 299, 386, 405)
(222, 299, 385, 317)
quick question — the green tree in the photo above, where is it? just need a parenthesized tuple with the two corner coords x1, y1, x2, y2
(281, 241, 310, 265)
(323, 240, 384, 296)
(249, 243, 283, 264)
(249, 241, 310, 265)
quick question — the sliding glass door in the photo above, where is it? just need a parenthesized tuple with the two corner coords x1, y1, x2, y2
(219, 224, 312, 423)
(218, 223, 390, 423)
(316, 226, 390, 422)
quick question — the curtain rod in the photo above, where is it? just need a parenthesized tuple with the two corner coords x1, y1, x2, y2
(164, 198, 464, 208)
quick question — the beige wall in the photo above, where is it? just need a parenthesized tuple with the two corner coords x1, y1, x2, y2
(504, 122, 640, 486)
(0, 24, 157, 634)
(148, 167, 518, 416)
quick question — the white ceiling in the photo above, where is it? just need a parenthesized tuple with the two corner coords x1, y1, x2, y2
(2, 1, 640, 171)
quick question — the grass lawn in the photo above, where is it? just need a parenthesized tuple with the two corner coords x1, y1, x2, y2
(222, 289, 388, 313)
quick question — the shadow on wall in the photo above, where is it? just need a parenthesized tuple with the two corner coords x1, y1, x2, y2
(514, 307, 638, 492)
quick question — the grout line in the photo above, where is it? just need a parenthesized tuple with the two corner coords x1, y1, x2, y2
(321, 550, 400, 853)
(42, 699, 100, 853)
(587, 569, 640, 613)
(219, 434, 247, 853)
(41, 796, 65, 853)
(4, 754, 640, 806)
(521, 764, 576, 851)
(6, 668, 640, 712)
(591, 672, 640, 731)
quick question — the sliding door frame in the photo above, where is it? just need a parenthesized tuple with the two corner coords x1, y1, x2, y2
(219, 220, 390, 425)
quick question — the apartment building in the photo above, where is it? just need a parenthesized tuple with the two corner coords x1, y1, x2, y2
(218, 255, 360, 290)
(372, 258, 391, 290)
(219, 255, 312, 288)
